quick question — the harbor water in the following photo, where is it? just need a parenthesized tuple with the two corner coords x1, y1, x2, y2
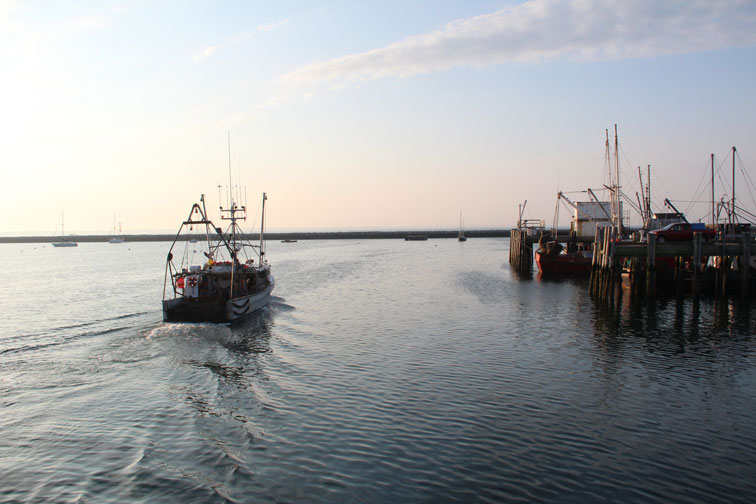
(1, 238, 755, 502)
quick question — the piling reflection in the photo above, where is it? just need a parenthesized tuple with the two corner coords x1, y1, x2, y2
(590, 293, 755, 358)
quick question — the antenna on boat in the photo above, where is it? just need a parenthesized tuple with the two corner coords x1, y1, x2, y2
(260, 192, 267, 264)
(228, 131, 233, 209)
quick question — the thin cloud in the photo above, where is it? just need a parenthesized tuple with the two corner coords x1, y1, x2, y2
(280, 0, 756, 87)
(194, 19, 290, 62)
(194, 44, 221, 61)
(258, 19, 289, 32)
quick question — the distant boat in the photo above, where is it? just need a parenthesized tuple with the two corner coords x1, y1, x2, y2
(281, 239, 297, 243)
(52, 210, 78, 247)
(109, 213, 124, 243)
(458, 212, 467, 242)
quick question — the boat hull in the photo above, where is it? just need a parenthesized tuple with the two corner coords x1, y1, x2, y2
(163, 277, 275, 324)
(52, 242, 78, 247)
(535, 250, 592, 275)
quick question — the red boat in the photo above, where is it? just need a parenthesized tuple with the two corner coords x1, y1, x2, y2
(535, 248, 593, 275)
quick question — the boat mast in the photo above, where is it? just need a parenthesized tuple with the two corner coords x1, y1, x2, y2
(646, 164, 651, 228)
(711, 153, 715, 227)
(614, 124, 622, 237)
(604, 129, 612, 232)
(732, 146, 737, 226)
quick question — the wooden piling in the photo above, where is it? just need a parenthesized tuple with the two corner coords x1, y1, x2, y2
(647, 233, 656, 297)
(509, 228, 534, 274)
(742, 232, 751, 297)
(692, 233, 702, 297)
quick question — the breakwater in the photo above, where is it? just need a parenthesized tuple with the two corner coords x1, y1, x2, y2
(0, 229, 509, 244)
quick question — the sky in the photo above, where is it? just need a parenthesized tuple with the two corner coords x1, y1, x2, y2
(1, 0, 756, 235)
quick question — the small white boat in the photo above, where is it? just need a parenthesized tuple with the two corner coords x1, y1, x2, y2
(52, 211, 78, 247)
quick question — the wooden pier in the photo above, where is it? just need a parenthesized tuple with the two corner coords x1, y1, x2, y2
(510, 225, 756, 299)
(590, 228, 756, 299)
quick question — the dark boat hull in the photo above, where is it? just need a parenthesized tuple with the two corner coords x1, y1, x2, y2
(163, 278, 275, 324)
(535, 250, 592, 275)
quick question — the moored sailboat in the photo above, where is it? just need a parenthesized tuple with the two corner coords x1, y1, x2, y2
(109, 213, 124, 243)
(458, 211, 467, 242)
(52, 210, 78, 247)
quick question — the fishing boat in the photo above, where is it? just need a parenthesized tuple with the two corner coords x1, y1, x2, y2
(535, 128, 624, 276)
(533, 193, 605, 276)
(162, 192, 274, 323)
(458, 212, 467, 242)
(52, 211, 78, 247)
(535, 240, 592, 275)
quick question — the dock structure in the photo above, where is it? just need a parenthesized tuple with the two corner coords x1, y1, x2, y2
(590, 229, 756, 299)
(509, 228, 535, 274)
(509, 217, 550, 274)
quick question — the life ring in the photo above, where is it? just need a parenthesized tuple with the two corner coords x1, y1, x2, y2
(187, 277, 197, 287)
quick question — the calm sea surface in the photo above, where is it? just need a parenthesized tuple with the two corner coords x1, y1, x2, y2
(1, 238, 755, 503)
